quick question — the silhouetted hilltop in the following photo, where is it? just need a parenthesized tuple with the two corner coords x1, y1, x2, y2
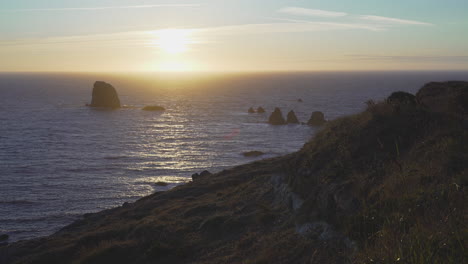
(2, 82, 466, 264)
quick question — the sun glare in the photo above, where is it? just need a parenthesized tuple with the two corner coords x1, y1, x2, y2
(153, 29, 191, 54)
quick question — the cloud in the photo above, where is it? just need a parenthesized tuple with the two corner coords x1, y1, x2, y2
(278, 7, 347, 18)
(1, 4, 201, 12)
(358, 15, 432, 26)
(0, 21, 386, 49)
(347, 55, 468, 62)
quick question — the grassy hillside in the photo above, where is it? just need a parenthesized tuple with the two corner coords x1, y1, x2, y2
(1, 82, 466, 264)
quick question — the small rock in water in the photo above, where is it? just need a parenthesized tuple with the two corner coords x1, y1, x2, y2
(155, 181, 168, 186)
(248, 107, 255, 113)
(257, 107, 266, 113)
(0, 234, 9, 241)
(297, 99, 303, 102)
(142, 106, 165, 111)
(308, 111, 326, 126)
(286, 110, 300, 124)
(89, 81, 121, 108)
(268, 107, 286, 125)
(243, 151, 265, 157)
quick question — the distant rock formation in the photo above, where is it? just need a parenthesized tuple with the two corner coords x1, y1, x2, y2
(268, 108, 286, 125)
(297, 99, 303, 103)
(248, 107, 255, 113)
(243, 151, 265, 157)
(257, 107, 266, 113)
(142, 106, 166, 111)
(89, 81, 121, 108)
(308, 111, 326, 126)
(416, 81, 468, 117)
(287, 110, 300, 124)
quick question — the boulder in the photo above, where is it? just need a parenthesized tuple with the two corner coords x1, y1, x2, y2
(416, 81, 468, 117)
(243, 151, 265, 157)
(268, 108, 286, 125)
(308, 111, 326, 126)
(142, 106, 165, 111)
(286, 110, 300, 124)
(89, 81, 121, 108)
(257, 107, 266, 113)
(248, 107, 255, 114)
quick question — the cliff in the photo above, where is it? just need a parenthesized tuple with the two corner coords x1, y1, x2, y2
(2, 82, 466, 264)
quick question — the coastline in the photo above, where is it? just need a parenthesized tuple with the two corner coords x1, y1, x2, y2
(1, 82, 466, 264)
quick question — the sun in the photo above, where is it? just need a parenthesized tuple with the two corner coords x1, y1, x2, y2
(154, 29, 191, 54)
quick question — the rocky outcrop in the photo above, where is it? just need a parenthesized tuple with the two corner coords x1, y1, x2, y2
(286, 110, 299, 124)
(307, 111, 326, 126)
(257, 107, 266, 113)
(268, 108, 286, 125)
(142, 106, 165, 111)
(248, 107, 255, 113)
(89, 81, 121, 108)
(416, 81, 468, 117)
(192, 170, 212, 181)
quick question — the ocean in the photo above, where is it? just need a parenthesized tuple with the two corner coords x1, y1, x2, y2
(1, 71, 467, 242)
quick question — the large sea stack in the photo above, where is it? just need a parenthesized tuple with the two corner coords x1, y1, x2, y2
(89, 81, 121, 108)
(268, 107, 286, 125)
(286, 110, 299, 124)
(308, 111, 326, 126)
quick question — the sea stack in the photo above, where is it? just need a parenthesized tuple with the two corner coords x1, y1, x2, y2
(89, 81, 121, 108)
(308, 111, 326, 126)
(286, 110, 300, 124)
(268, 107, 286, 125)
(257, 107, 266, 113)
(248, 107, 256, 113)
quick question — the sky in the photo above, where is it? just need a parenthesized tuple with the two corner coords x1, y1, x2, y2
(1, 0, 468, 72)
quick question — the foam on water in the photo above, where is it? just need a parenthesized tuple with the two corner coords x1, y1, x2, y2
(0, 71, 467, 241)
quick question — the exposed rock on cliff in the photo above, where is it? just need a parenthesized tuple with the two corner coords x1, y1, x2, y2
(416, 81, 468, 116)
(89, 81, 121, 108)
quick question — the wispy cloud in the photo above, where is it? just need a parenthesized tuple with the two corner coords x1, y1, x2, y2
(278, 7, 347, 18)
(0, 21, 386, 49)
(347, 54, 468, 62)
(196, 22, 384, 35)
(1, 4, 201, 12)
(359, 15, 432, 26)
